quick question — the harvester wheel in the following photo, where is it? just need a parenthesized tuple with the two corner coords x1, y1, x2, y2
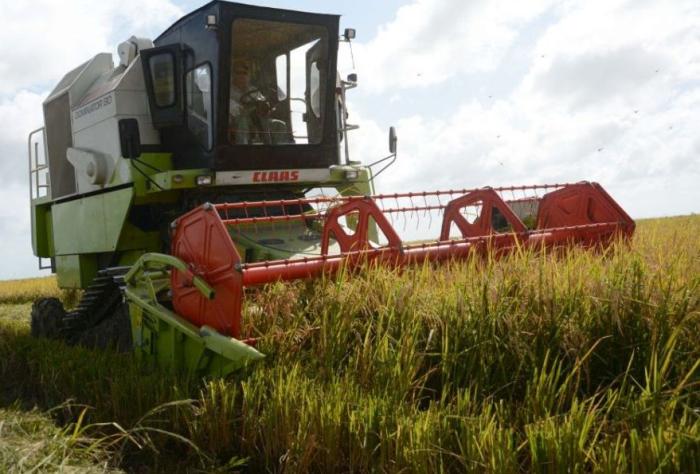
(30, 297, 66, 339)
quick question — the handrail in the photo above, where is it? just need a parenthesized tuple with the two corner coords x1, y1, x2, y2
(27, 127, 50, 201)
(124, 252, 215, 300)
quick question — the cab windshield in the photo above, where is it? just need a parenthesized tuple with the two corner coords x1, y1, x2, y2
(230, 18, 328, 146)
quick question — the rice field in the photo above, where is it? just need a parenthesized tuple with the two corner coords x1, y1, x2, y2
(0, 275, 61, 305)
(0, 214, 698, 472)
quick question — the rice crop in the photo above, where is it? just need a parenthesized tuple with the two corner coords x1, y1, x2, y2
(0, 275, 61, 305)
(0, 404, 122, 473)
(0, 215, 698, 472)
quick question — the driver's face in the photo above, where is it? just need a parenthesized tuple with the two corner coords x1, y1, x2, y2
(233, 68, 250, 90)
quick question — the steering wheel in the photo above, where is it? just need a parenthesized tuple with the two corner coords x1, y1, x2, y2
(238, 87, 279, 116)
(231, 87, 287, 144)
(230, 88, 274, 144)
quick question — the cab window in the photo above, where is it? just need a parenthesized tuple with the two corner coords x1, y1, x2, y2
(229, 18, 328, 146)
(186, 64, 213, 150)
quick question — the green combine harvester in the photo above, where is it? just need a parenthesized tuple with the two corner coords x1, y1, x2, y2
(28, 1, 634, 377)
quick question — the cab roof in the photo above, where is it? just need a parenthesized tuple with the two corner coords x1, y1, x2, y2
(155, 1, 339, 42)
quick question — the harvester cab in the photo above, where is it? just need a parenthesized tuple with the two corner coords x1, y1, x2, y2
(28, 1, 635, 377)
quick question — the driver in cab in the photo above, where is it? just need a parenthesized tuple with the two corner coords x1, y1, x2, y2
(229, 58, 269, 144)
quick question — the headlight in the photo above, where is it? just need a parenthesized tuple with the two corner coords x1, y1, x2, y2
(196, 175, 213, 186)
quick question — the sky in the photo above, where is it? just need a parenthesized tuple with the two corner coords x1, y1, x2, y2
(1, 0, 698, 279)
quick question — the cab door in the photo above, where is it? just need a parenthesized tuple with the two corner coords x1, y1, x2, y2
(305, 40, 327, 144)
(141, 45, 184, 128)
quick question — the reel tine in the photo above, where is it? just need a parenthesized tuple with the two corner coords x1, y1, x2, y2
(411, 196, 421, 231)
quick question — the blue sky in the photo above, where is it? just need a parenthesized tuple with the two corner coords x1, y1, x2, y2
(0, 0, 698, 279)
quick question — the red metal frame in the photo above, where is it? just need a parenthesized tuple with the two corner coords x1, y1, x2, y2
(440, 188, 527, 240)
(321, 197, 402, 256)
(171, 203, 243, 337)
(169, 182, 634, 339)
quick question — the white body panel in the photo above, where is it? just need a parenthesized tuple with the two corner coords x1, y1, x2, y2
(70, 56, 159, 194)
(216, 169, 332, 185)
(42, 38, 159, 196)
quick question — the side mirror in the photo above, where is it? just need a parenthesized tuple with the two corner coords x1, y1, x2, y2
(344, 28, 356, 40)
(346, 73, 358, 83)
(389, 126, 398, 155)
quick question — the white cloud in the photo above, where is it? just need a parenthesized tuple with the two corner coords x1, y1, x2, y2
(348, 0, 557, 93)
(0, 91, 46, 183)
(348, 0, 700, 220)
(0, 0, 183, 95)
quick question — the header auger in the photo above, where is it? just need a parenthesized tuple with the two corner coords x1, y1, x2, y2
(28, 1, 634, 377)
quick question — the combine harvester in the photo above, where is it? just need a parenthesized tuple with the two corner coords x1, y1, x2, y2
(28, 1, 634, 376)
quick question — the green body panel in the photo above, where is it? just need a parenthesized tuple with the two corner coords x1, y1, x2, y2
(118, 249, 154, 267)
(230, 221, 324, 261)
(55, 254, 97, 288)
(31, 200, 52, 258)
(329, 166, 375, 196)
(52, 187, 133, 255)
(117, 221, 162, 253)
(226, 168, 377, 261)
(44, 152, 178, 288)
(148, 168, 211, 193)
(130, 153, 180, 203)
(124, 253, 263, 377)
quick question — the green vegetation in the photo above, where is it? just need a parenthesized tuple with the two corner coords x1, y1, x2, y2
(1, 215, 698, 472)
(0, 405, 122, 473)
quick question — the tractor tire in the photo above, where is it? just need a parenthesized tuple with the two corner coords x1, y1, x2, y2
(30, 297, 66, 339)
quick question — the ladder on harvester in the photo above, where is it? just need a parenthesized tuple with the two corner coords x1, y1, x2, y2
(28, 127, 52, 270)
